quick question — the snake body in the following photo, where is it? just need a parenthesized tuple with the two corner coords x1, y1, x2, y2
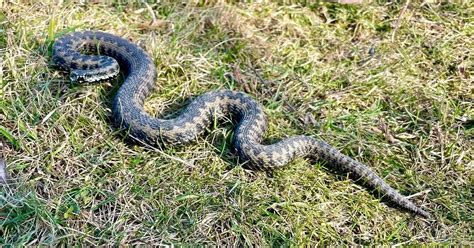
(52, 31, 429, 218)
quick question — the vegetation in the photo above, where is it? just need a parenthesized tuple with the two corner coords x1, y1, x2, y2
(1, 1, 472, 245)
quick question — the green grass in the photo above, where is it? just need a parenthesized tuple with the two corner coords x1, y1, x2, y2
(1, 1, 473, 246)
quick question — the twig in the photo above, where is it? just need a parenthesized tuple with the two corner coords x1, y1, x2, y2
(203, 38, 243, 57)
(142, 1, 157, 23)
(131, 136, 197, 169)
(406, 189, 431, 199)
(391, 0, 411, 41)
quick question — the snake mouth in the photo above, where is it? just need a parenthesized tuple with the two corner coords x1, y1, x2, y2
(70, 69, 119, 83)
(70, 71, 87, 83)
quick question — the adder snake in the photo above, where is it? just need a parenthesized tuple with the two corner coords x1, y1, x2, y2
(51, 31, 429, 218)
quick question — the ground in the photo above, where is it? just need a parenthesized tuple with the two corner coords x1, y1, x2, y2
(0, 1, 472, 246)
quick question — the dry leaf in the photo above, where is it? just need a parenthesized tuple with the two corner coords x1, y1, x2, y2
(303, 112, 318, 128)
(137, 20, 168, 31)
(379, 120, 396, 143)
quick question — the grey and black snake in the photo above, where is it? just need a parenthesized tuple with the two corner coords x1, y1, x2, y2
(51, 31, 430, 218)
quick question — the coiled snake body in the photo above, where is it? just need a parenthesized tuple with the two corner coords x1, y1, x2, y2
(52, 31, 429, 218)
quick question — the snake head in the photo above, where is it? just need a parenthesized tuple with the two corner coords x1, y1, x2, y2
(69, 61, 119, 83)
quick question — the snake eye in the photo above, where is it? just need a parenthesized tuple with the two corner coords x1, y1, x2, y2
(70, 72, 79, 82)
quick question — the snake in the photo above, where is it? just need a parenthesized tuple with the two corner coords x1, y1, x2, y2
(51, 31, 430, 218)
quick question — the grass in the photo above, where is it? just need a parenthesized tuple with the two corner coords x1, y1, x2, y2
(1, 0, 473, 246)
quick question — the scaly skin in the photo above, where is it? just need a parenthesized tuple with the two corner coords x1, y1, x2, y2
(52, 31, 430, 218)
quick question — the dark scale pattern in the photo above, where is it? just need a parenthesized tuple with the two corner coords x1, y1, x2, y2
(52, 31, 430, 218)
